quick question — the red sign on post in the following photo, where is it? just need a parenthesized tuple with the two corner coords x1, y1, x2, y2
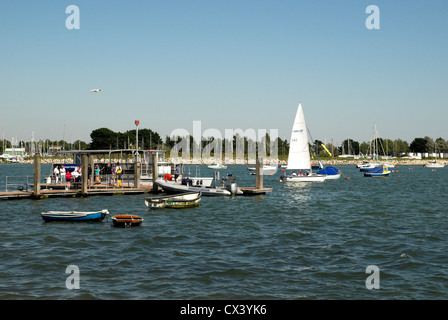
(135, 120, 140, 126)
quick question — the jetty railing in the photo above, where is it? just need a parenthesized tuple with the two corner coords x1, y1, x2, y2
(5, 176, 34, 192)
(48, 172, 138, 189)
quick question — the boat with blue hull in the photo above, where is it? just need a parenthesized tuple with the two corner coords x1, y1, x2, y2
(364, 166, 390, 177)
(41, 209, 109, 222)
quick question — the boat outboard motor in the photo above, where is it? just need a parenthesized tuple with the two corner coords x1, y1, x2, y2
(213, 171, 220, 188)
(227, 182, 237, 195)
(225, 176, 238, 195)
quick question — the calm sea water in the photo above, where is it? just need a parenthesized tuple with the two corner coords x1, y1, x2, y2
(1, 163, 447, 300)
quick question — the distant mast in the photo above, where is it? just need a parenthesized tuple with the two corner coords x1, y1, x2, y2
(135, 120, 140, 162)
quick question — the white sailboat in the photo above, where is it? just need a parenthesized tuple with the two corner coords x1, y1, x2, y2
(424, 141, 445, 168)
(280, 103, 326, 183)
(424, 161, 445, 168)
(358, 124, 396, 171)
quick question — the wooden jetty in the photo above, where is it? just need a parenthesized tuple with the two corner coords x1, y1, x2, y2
(0, 153, 273, 200)
(0, 186, 153, 200)
(239, 156, 272, 196)
(0, 152, 154, 201)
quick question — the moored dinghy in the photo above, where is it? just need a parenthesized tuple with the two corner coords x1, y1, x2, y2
(145, 192, 201, 209)
(111, 215, 144, 227)
(41, 209, 109, 222)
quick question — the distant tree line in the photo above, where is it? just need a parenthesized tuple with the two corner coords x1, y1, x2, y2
(315, 136, 448, 157)
(165, 133, 289, 157)
(2, 129, 447, 158)
(89, 128, 163, 150)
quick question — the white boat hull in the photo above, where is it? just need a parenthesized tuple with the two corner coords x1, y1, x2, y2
(208, 164, 227, 169)
(357, 162, 379, 168)
(424, 163, 445, 168)
(324, 173, 341, 180)
(155, 179, 236, 196)
(247, 166, 277, 171)
(281, 174, 326, 182)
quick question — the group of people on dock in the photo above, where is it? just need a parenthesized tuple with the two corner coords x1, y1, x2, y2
(52, 163, 123, 188)
(53, 165, 78, 184)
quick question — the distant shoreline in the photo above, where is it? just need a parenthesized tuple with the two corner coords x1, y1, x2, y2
(4, 158, 442, 166)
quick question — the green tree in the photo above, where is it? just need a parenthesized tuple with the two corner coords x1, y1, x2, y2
(393, 139, 410, 154)
(339, 139, 359, 155)
(424, 136, 435, 153)
(435, 137, 448, 153)
(359, 142, 370, 155)
(72, 140, 88, 150)
(410, 138, 428, 153)
(120, 128, 163, 150)
(89, 128, 117, 150)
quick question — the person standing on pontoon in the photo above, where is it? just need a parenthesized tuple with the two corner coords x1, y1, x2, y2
(59, 165, 66, 183)
(53, 165, 60, 183)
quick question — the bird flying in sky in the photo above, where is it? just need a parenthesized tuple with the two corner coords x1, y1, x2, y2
(90, 89, 101, 92)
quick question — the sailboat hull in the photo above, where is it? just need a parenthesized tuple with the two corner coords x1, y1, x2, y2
(324, 173, 341, 180)
(317, 166, 341, 180)
(281, 174, 326, 182)
(363, 166, 390, 177)
(424, 162, 445, 168)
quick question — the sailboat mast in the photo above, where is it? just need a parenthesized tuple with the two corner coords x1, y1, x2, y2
(332, 139, 334, 166)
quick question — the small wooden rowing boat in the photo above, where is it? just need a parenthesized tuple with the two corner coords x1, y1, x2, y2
(41, 209, 109, 222)
(144, 192, 201, 209)
(111, 215, 143, 227)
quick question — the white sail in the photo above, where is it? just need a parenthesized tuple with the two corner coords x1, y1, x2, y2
(286, 103, 311, 170)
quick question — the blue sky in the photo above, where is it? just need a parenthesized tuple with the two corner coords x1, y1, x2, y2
(1, 0, 447, 146)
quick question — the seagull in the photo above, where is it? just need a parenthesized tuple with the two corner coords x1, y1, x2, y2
(90, 88, 101, 92)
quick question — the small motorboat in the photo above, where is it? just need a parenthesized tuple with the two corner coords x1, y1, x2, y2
(41, 209, 109, 222)
(247, 165, 278, 175)
(145, 192, 201, 209)
(359, 163, 380, 172)
(155, 177, 242, 196)
(111, 215, 143, 227)
(207, 164, 227, 169)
